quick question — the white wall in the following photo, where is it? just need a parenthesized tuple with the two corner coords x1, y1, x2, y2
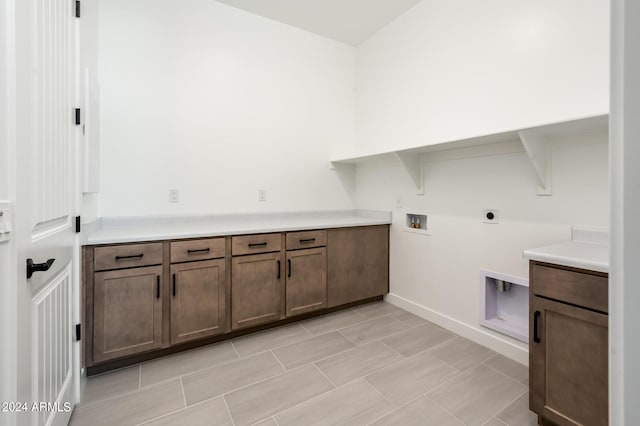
(610, 0, 640, 423)
(356, 0, 609, 155)
(98, 0, 357, 217)
(356, 131, 609, 362)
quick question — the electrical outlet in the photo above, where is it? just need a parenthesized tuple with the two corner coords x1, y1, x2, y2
(169, 189, 180, 203)
(258, 190, 266, 202)
(483, 209, 499, 224)
(395, 197, 403, 210)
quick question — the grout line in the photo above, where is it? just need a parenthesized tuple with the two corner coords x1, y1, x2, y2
(424, 395, 466, 425)
(311, 362, 337, 388)
(482, 357, 530, 387)
(272, 416, 281, 426)
(222, 395, 237, 426)
(260, 365, 341, 422)
(231, 326, 313, 359)
(134, 387, 219, 425)
(179, 377, 188, 408)
(138, 364, 142, 390)
(230, 340, 241, 358)
(361, 377, 396, 410)
(271, 350, 287, 372)
(376, 338, 406, 358)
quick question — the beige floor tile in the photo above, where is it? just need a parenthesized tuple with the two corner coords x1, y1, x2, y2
(315, 341, 403, 387)
(251, 418, 278, 426)
(353, 302, 404, 319)
(484, 354, 529, 385)
(231, 324, 311, 358)
(80, 365, 140, 407)
(138, 397, 232, 426)
(339, 316, 409, 345)
(272, 331, 355, 371)
(483, 419, 508, 426)
(224, 364, 333, 426)
(366, 350, 459, 407)
(389, 310, 430, 327)
(301, 310, 367, 335)
(430, 337, 496, 370)
(140, 342, 238, 387)
(369, 395, 463, 426)
(275, 380, 393, 426)
(182, 352, 284, 405)
(428, 364, 527, 426)
(381, 323, 454, 357)
(70, 380, 184, 426)
(496, 392, 537, 426)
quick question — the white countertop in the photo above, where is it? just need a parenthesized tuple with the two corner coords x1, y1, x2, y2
(523, 227, 609, 273)
(82, 209, 392, 245)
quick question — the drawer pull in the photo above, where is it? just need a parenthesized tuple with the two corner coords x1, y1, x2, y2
(277, 260, 281, 279)
(248, 242, 268, 248)
(533, 311, 541, 343)
(172, 273, 176, 297)
(299, 238, 316, 243)
(187, 248, 210, 254)
(115, 254, 144, 261)
(156, 276, 160, 299)
(288, 259, 292, 278)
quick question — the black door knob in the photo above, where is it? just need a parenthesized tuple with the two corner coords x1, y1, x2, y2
(26, 258, 55, 279)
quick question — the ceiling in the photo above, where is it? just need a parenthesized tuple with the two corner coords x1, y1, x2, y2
(215, 0, 422, 46)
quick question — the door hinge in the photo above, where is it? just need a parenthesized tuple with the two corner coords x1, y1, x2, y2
(75, 324, 81, 341)
(75, 1, 81, 18)
(75, 108, 81, 125)
(75, 216, 81, 233)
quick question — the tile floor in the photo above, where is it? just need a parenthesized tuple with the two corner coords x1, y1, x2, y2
(70, 302, 537, 426)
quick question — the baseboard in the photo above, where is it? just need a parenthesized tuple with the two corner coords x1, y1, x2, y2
(385, 293, 529, 366)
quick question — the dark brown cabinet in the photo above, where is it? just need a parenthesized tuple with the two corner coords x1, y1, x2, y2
(327, 225, 389, 307)
(285, 230, 327, 317)
(231, 251, 284, 330)
(84, 224, 390, 372)
(529, 261, 608, 426)
(170, 259, 226, 345)
(93, 265, 163, 363)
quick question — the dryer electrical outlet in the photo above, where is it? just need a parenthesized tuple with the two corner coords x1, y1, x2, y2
(483, 209, 499, 224)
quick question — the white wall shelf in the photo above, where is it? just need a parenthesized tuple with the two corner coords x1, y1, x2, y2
(330, 114, 608, 195)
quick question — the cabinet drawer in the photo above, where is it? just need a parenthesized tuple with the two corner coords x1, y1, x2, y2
(171, 238, 225, 263)
(531, 262, 608, 313)
(286, 230, 326, 250)
(94, 243, 163, 271)
(232, 233, 282, 256)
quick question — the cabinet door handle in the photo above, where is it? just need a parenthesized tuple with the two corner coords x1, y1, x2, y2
(533, 311, 541, 343)
(115, 254, 144, 261)
(299, 238, 316, 244)
(277, 260, 281, 279)
(187, 248, 210, 254)
(287, 259, 292, 278)
(156, 276, 160, 299)
(249, 242, 267, 248)
(172, 273, 176, 297)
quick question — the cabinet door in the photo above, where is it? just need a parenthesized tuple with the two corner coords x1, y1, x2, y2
(93, 266, 163, 363)
(327, 225, 389, 307)
(530, 296, 608, 426)
(170, 259, 226, 345)
(231, 252, 283, 330)
(286, 248, 327, 317)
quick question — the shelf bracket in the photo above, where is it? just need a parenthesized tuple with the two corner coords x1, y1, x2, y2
(519, 130, 552, 196)
(394, 152, 424, 195)
(329, 161, 356, 201)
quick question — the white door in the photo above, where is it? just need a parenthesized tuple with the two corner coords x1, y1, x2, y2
(13, 0, 80, 425)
